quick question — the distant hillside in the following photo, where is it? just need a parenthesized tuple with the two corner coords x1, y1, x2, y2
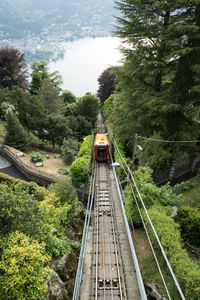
(0, 0, 116, 39)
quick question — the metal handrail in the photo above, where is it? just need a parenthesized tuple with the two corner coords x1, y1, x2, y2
(72, 159, 96, 300)
(110, 151, 147, 300)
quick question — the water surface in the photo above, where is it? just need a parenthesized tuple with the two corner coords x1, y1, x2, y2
(49, 37, 122, 97)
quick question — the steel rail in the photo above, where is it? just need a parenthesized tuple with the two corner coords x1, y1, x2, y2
(105, 177, 114, 300)
(95, 163, 100, 300)
(102, 208, 106, 299)
(110, 198, 124, 300)
(94, 162, 125, 299)
(72, 159, 96, 300)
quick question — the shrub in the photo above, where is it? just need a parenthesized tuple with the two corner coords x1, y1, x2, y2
(124, 167, 180, 226)
(30, 152, 44, 163)
(61, 138, 80, 164)
(0, 231, 50, 300)
(78, 135, 92, 157)
(70, 156, 90, 186)
(175, 206, 200, 246)
(124, 185, 141, 227)
(144, 205, 200, 300)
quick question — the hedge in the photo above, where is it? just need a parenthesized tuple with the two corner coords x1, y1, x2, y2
(144, 205, 200, 300)
(70, 134, 92, 186)
(175, 206, 200, 246)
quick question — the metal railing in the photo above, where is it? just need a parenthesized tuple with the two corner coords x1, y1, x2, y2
(110, 152, 147, 300)
(72, 160, 96, 300)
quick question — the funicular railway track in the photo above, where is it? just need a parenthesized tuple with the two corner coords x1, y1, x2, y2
(74, 117, 146, 300)
(92, 162, 125, 299)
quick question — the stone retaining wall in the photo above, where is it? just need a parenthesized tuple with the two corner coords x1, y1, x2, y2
(0, 145, 56, 186)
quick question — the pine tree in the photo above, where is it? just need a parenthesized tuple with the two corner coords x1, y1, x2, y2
(5, 112, 30, 151)
(113, 0, 200, 140)
(106, 0, 200, 170)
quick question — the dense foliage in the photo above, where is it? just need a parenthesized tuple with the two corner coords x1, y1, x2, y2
(70, 135, 93, 186)
(0, 232, 50, 300)
(124, 166, 180, 226)
(0, 46, 28, 90)
(5, 112, 30, 151)
(0, 55, 99, 153)
(0, 178, 83, 298)
(144, 205, 200, 300)
(61, 138, 80, 164)
(97, 67, 118, 106)
(103, 0, 200, 172)
(175, 206, 200, 247)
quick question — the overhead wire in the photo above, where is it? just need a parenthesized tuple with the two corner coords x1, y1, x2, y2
(110, 134, 185, 300)
(111, 138, 171, 298)
(137, 135, 199, 143)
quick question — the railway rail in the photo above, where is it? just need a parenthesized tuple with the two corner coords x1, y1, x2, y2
(91, 162, 125, 299)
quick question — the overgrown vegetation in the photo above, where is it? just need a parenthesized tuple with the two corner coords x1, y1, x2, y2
(144, 205, 200, 300)
(123, 166, 200, 299)
(103, 0, 200, 174)
(70, 135, 93, 187)
(0, 175, 83, 299)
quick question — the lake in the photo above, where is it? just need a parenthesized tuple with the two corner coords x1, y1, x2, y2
(49, 37, 123, 97)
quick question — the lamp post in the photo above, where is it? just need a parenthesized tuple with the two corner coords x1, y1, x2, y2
(131, 133, 138, 171)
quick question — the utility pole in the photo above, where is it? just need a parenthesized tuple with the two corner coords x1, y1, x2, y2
(131, 133, 138, 171)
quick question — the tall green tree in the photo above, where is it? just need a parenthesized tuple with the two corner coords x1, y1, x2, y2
(61, 90, 76, 104)
(75, 93, 100, 127)
(109, 0, 200, 169)
(39, 78, 63, 114)
(5, 112, 30, 151)
(29, 60, 62, 95)
(38, 115, 70, 148)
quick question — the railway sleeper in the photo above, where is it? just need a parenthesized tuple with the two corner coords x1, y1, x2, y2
(98, 279, 119, 289)
(98, 210, 111, 216)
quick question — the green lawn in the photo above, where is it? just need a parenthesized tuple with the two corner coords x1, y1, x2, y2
(180, 177, 200, 208)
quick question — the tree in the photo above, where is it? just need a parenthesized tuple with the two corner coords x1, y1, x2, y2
(29, 60, 62, 95)
(0, 231, 50, 300)
(108, 0, 200, 170)
(5, 112, 30, 151)
(8, 87, 47, 132)
(61, 90, 76, 104)
(67, 115, 92, 140)
(38, 115, 70, 148)
(75, 93, 100, 127)
(61, 138, 80, 164)
(97, 67, 118, 106)
(0, 46, 28, 90)
(39, 78, 63, 114)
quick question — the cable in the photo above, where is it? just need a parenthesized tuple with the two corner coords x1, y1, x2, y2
(129, 182, 172, 300)
(111, 134, 186, 300)
(137, 135, 199, 143)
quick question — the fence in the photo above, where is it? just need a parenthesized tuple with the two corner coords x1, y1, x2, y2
(154, 153, 200, 186)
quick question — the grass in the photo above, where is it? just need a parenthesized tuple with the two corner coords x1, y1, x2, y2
(134, 228, 181, 299)
(180, 177, 200, 208)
